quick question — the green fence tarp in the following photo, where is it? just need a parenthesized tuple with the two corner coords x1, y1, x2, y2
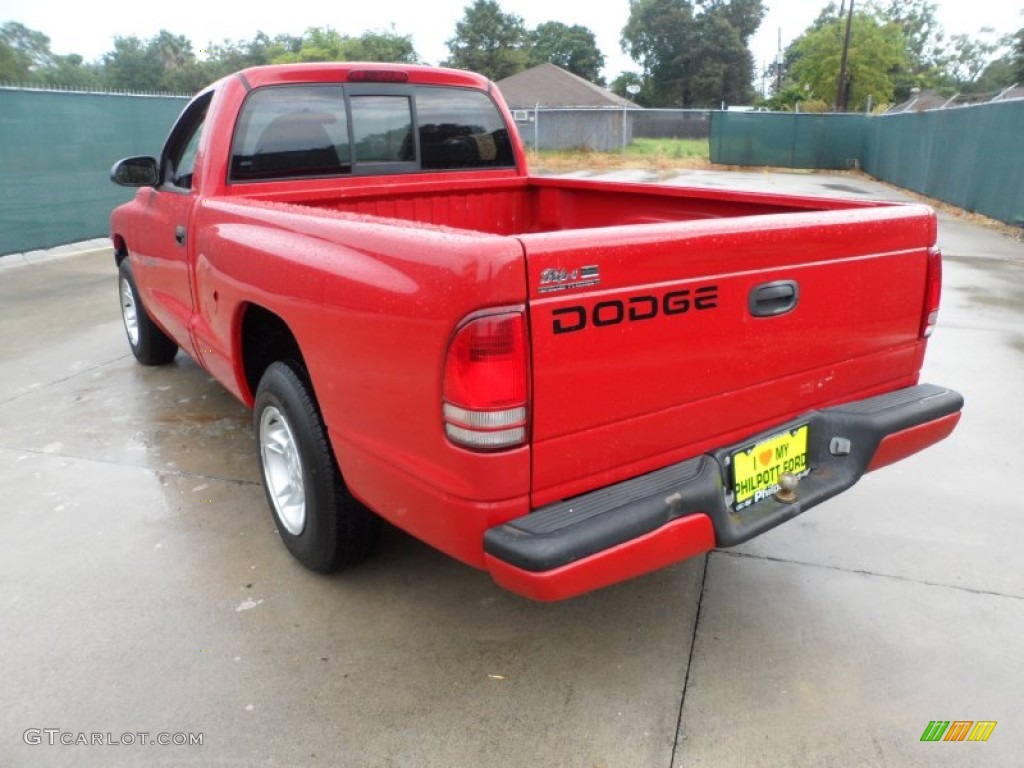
(863, 101, 1024, 227)
(0, 89, 188, 256)
(711, 112, 870, 171)
(710, 102, 1024, 227)
(3, 91, 1022, 254)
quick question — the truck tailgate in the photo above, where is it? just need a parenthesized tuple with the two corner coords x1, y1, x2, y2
(520, 204, 937, 506)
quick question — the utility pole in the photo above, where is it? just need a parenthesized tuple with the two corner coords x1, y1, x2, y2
(835, 0, 854, 111)
(776, 27, 783, 95)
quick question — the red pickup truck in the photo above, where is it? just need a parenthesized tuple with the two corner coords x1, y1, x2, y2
(110, 63, 962, 600)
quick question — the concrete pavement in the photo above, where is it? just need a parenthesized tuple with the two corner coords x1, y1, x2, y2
(1, 172, 1021, 767)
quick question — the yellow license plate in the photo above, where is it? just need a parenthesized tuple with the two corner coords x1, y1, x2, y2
(732, 425, 810, 510)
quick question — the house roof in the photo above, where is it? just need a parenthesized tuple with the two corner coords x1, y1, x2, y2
(992, 86, 1024, 102)
(496, 63, 631, 109)
(886, 90, 952, 113)
(887, 86, 1024, 113)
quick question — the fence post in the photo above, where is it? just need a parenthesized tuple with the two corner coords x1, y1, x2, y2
(534, 103, 539, 151)
(622, 102, 627, 154)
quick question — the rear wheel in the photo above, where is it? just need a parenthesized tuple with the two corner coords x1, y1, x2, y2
(254, 361, 380, 572)
(118, 258, 178, 365)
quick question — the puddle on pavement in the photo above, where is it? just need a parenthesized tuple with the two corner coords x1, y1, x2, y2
(942, 254, 1024, 312)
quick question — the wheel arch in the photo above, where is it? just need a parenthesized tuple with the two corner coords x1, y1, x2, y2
(239, 303, 309, 404)
(112, 235, 128, 265)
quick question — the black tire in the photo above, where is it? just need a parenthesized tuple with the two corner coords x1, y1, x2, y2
(254, 361, 380, 573)
(118, 257, 178, 365)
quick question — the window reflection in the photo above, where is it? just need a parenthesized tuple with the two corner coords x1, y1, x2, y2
(350, 96, 414, 163)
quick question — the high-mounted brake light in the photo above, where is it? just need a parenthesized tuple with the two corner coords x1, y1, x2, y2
(443, 310, 529, 451)
(347, 70, 410, 83)
(921, 246, 942, 338)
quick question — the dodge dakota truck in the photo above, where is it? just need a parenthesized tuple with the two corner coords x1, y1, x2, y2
(109, 62, 963, 600)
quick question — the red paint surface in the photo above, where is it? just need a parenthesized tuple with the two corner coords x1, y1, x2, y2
(867, 412, 962, 473)
(484, 514, 717, 601)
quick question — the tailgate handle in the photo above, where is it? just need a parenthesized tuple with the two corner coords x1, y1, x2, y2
(749, 280, 799, 317)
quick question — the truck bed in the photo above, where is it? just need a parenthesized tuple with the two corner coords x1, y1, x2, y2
(234, 175, 883, 236)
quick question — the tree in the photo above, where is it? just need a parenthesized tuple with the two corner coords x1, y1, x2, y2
(610, 70, 644, 99)
(37, 54, 103, 89)
(874, 0, 960, 100)
(703, 0, 766, 40)
(691, 8, 759, 106)
(622, 0, 696, 105)
(787, 10, 906, 111)
(876, 0, 944, 72)
(0, 39, 19, 82)
(528, 22, 605, 84)
(152, 30, 193, 71)
(160, 60, 220, 94)
(270, 27, 348, 63)
(621, 0, 765, 106)
(1, 22, 422, 93)
(944, 29, 999, 87)
(0, 21, 55, 82)
(103, 36, 165, 91)
(444, 0, 529, 81)
(337, 29, 419, 63)
(100, 30, 209, 91)
(875, 3, 1016, 99)
(971, 55, 1015, 94)
(202, 32, 301, 75)
(1015, 25, 1024, 82)
(268, 27, 418, 64)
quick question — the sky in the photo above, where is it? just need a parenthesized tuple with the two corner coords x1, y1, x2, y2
(3, 0, 1021, 85)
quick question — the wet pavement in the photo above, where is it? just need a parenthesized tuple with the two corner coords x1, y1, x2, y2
(1, 172, 1021, 767)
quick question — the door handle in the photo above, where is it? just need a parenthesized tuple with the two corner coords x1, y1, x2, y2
(175, 225, 186, 246)
(749, 280, 799, 317)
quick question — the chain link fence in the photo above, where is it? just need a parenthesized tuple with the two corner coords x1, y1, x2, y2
(510, 107, 712, 152)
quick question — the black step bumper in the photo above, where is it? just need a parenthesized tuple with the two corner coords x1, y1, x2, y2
(483, 383, 963, 600)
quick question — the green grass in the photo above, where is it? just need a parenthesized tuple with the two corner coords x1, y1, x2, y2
(529, 138, 710, 173)
(626, 137, 709, 160)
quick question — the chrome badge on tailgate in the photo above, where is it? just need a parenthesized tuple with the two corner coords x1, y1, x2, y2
(538, 265, 601, 294)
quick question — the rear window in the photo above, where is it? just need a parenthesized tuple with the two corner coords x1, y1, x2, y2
(229, 83, 515, 182)
(350, 95, 414, 163)
(415, 88, 515, 170)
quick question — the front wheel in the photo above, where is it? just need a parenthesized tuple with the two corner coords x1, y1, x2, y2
(254, 361, 380, 573)
(118, 258, 178, 365)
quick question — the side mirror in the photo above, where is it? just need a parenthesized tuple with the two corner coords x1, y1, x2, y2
(110, 156, 159, 187)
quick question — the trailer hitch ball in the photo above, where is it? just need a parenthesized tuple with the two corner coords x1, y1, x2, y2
(776, 472, 799, 503)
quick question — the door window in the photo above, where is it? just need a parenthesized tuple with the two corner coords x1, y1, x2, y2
(163, 93, 211, 191)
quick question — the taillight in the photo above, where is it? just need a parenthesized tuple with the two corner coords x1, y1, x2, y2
(443, 309, 529, 451)
(921, 246, 942, 338)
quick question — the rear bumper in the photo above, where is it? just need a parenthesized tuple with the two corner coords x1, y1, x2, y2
(484, 383, 963, 601)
